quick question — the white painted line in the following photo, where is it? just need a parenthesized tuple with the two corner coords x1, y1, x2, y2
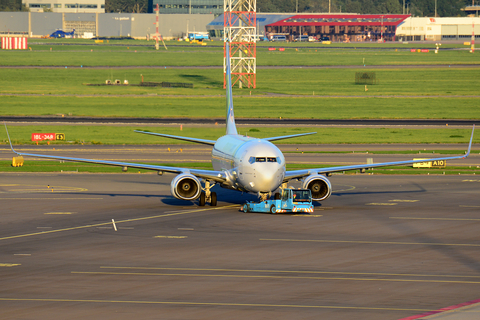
(389, 200, 419, 203)
(14, 254, 31, 256)
(178, 228, 194, 231)
(366, 203, 398, 206)
(112, 219, 117, 231)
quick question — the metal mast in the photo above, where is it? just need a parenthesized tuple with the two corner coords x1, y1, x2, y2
(223, 0, 256, 89)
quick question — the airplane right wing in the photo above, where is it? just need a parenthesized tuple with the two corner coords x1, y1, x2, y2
(134, 130, 216, 146)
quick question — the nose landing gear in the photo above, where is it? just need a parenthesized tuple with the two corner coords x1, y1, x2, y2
(199, 180, 217, 206)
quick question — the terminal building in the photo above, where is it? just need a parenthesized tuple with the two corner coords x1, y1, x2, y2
(207, 13, 480, 42)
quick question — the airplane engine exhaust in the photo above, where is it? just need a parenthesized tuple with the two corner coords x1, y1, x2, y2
(171, 174, 202, 200)
(302, 174, 332, 201)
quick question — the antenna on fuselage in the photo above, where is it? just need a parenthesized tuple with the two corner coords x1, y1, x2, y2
(225, 41, 238, 136)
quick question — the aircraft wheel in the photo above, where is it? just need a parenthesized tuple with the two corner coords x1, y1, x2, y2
(199, 192, 206, 206)
(270, 205, 277, 214)
(243, 204, 249, 213)
(210, 192, 217, 206)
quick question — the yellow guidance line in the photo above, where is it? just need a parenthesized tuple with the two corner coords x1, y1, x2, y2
(259, 238, 480, 247)
(0, 297, 429, 312)
(0, 206, 236, 242)
(101, 266, 480, 279)
(71, 271, 480, 285)
(391, 217, 480, 221)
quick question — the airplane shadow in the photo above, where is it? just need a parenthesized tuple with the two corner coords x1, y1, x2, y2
(179, 74, 223, 87)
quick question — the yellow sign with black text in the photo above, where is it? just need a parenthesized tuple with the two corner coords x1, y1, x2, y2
(413, 159, 446, 168)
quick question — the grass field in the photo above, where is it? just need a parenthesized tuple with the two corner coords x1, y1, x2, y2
(3, 126, 477, 145)
(1, 40, 478, 67)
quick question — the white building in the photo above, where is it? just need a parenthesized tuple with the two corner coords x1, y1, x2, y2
(23, 0, 105, 13)
(396, 17, 480, 41)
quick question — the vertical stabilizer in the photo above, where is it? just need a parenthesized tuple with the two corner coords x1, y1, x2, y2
(225, 42, 238, 135)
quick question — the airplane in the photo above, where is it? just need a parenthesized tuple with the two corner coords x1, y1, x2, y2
(4, 42, 475, 207)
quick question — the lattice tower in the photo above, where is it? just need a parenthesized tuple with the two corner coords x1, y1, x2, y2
(224, 0, 256, 88)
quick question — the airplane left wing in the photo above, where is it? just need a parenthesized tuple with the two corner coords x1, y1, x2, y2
(284, 125, 475, 182)
(264, 132, 317, 142)
(4, 125, 226, 183)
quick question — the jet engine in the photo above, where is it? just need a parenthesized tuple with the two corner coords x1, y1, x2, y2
(170, 174, 202, 200)
(302, 174, 332, 201)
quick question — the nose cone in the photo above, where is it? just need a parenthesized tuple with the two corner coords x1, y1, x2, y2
(236, 140, 285, 193)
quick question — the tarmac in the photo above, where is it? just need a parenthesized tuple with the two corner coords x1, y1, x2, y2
(1, 172, 480, 319)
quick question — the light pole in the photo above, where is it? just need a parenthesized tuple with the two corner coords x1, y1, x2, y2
(435, 0, 437, 17)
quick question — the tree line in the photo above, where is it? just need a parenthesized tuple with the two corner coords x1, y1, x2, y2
(0, 0, 471, 17)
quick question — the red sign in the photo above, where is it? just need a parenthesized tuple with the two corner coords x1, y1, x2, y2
(279, 48, 285, 51)
(268, 47, 276, 51)
(410, 49, 416, 52)
(421, 49, 429, 53)
(32, 133, 56, 141)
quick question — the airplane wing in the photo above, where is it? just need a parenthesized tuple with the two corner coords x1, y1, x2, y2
(264, 132, 317, 142)
(134, 130, 216, 146)
(284, 125, 475, 182)
(4, 125, 226, 183)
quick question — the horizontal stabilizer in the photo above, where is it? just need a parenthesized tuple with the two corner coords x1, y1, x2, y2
(135, 130, 216, 146)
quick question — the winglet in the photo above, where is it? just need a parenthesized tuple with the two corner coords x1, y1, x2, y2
(225, 41, 238, 136)
(4, 122, 19, 155)
(464, 124, 475, 158)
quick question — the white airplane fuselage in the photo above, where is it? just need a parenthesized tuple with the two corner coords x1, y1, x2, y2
(212, 135, 286, 193)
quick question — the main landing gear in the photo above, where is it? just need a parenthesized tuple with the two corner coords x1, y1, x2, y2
(199, 180, 217, 206)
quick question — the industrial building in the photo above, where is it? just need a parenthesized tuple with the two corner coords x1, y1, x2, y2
(22, 0, 105, 13)
(396, 17, 480, 41)
(0, 12, 213, 39)
(148, 0, 223, 15)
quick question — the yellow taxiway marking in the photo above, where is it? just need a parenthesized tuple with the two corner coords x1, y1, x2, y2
(0, 297, 430, 312)
(366, 203, 397, 206)
(391, 217, 480, 221)
(154, 236, 188, 239)
(44, 212, 75, 215)
(460, 205, 480, 208)
(101, 266, 480, 279)
(71, 271, 480, 285)
(259, 238, 480, 247)
(292, 214, 323, 217)
(389, 200, 419, 202)
(0, 263, 20, 267)
(0, 205, 236, 242)
(0, 198, 103, 200)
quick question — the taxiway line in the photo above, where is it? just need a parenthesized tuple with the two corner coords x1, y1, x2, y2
(71, 271, 480, 285)
(0, 206, 235, 242)
(259, 238, 480, 247)
(0, 297, 429, 312)
(101, 266, 480, 279)
(391, 217, 480, 221)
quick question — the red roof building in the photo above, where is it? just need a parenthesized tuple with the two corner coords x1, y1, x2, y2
(265, 14, 410, 42)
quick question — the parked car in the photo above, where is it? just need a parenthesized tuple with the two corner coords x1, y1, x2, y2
(294, 35, 309, 42)
(271, 35, 287, 41)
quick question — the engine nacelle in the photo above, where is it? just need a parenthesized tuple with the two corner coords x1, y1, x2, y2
(302, 174, 332, 201)
(170, 174, 202, 200)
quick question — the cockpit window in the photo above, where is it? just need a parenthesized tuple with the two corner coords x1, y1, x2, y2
(249, 157, 279, 163)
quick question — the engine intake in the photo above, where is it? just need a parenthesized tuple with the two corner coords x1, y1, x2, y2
(302, 174, 332, 201)
(170, 174, 201, 200)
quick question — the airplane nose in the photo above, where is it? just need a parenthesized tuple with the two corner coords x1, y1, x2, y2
(254, 165, 283, 192)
